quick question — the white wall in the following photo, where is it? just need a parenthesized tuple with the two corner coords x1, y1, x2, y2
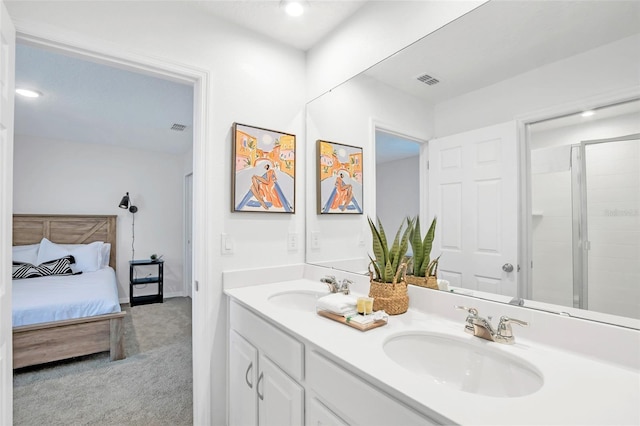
(306, 0, 485, 100)
(13, 135, 186, 300)
(377, 156, 419, 235)
(6, 2, 306, 424)
(434, 35, 640, 137)
(306, 73, 432, 266)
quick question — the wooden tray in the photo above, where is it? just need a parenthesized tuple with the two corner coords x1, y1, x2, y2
(317, 310, 388, 332)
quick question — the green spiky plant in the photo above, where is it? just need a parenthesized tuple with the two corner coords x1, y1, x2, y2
(367, 217, 413, 284)
(426, 255, 441, 277)
(408, 216, 437, 277)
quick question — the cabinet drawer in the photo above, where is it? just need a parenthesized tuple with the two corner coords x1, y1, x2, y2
(230, 301, 304, 381)
(307, 349, 437, 426)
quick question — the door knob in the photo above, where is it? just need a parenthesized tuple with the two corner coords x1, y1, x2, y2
(502, 263, 514, 273)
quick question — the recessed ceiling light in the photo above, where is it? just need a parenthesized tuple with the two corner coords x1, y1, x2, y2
(16, 88, 43, 98)
(283, 1, 304, 17)
(581, 110, 595, 117)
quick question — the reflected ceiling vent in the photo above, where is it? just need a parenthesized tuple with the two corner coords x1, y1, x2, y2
(416, 73, 440, 86)
(171, 123, 187, 131)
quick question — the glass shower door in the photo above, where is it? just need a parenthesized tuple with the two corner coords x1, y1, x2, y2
(582, 135, 640, 319)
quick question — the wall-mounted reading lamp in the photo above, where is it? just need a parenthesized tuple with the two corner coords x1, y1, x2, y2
(118, 192, 138, 213)
(119, 192, 139, 260)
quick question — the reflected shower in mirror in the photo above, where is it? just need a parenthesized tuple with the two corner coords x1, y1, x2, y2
(305, 0, 640, 328)
(528, 100, 640, 320)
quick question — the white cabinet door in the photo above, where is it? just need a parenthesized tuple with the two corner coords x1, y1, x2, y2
(258, 354, 304, 426)
(429, 121, 519, 297)
(307, 396, 349, 426)
(229, 330, 258, 426)
(0, 1, 15, 424)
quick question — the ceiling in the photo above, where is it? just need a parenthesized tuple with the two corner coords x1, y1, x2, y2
(195, 1, 367, 51)
(14, 1, 640, 157)
(375, 130, 421, 165)
(13, 0, 367, 155)
(365, 1, 640, 105)
(15, 43, 195, 154)
(363, 1, 640, 164)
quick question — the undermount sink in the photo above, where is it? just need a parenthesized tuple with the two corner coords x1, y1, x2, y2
(383, 331, 543, 398)
(268, 290, 329, 311)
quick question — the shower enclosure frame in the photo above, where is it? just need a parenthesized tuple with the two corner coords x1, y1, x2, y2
(517, 88, 640, 309)
(573, 133, 640, 310)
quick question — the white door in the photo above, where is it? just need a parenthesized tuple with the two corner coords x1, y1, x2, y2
(229, 330, 258, 426)
(184, 172, 193, 298)
(0, 1, 14, 423)
(428, 121, 518, 297)
(258, 354, 304, 426)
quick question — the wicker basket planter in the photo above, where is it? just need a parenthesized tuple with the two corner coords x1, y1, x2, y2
(405, 274, 439, 290)
(368, 280, 409, 315)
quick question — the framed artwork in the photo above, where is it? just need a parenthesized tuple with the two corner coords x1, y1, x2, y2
(317, 140, 363, 214)
(232, 123, 296, 213)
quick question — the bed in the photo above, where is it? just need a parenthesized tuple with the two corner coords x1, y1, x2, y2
(12, 214, 126, 369)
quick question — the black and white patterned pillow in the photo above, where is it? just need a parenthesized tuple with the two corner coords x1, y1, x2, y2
(12, 255, 76, 279)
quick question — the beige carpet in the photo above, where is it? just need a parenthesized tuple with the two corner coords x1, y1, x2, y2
(13, 297, 193, 426)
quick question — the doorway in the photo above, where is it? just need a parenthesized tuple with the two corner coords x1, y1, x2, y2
(374, 128, 425, 233)
(10, 29, 208, 421)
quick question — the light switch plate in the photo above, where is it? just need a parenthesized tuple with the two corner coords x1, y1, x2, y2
(221, 233, 234, 255)
(287, 233, 298, 251)
(311, 231, 321, 249)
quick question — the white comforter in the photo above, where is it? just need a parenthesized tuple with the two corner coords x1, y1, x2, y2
(12, 267, 122, 327)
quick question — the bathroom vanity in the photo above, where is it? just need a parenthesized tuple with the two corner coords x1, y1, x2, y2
(224, 266, 640, 425)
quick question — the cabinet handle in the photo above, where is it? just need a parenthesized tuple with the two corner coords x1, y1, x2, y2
(256, 372, 264, 401)
(245, 362, 253, 389)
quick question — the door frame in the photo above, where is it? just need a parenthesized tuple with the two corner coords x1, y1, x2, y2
(515, 87, 640, 303)
(184, 172, 193, 298)
(11, 22, 212, 423)
(0, 2, 15, 424)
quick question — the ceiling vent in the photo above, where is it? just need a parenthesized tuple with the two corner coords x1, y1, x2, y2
(416, 73, 440, 86)
(171, 123, 187, 131)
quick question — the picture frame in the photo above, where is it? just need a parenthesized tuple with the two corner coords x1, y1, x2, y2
(232, 123, 296, 213)
(317, 140, 363, 214)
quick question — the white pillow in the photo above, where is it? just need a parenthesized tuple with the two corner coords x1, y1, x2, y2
(37, 238, 103, 273)
(56, 242, 110, 270)
(12, 244, 40, 264)
(100, 243, 111, 269)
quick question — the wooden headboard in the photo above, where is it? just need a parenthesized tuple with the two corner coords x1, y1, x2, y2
(13, 214, 117, 270)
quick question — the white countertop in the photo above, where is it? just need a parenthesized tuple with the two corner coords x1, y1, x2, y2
(225, 278, 640, 425)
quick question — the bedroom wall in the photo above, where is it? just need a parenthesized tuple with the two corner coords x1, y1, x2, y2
(12, 135, 186, 301)
(6, 2, 305, 424)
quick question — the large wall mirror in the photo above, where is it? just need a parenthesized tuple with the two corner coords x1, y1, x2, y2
(305, 1, 640, 328)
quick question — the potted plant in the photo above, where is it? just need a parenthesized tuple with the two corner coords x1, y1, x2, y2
(367, 216, 413, 315)
(425, 255, 441, 288)
(406, 216, 439, 289)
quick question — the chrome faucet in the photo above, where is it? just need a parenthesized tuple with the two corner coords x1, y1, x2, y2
(320, 275, 352, 295)
(455, 306, 528, 345)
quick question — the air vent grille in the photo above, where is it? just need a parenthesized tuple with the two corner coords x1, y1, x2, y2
(416, 73, 440, 86)
(171, 123, 187, 131)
